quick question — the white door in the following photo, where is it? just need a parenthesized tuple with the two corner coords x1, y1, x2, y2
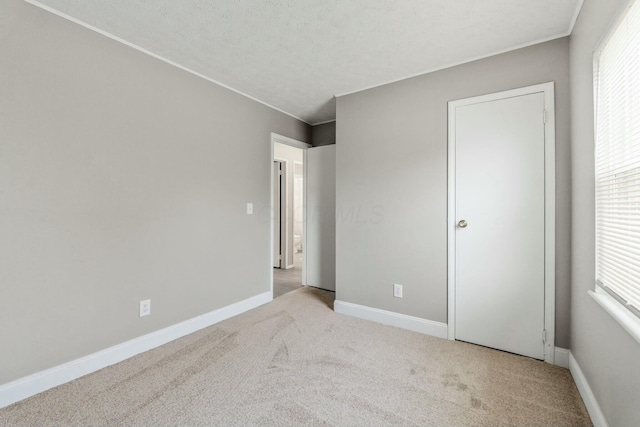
(454, 92, 546, 359)
(306, 145, 336, 291)
(273, 161, 282, 268)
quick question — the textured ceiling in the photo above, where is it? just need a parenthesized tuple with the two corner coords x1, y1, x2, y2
(27, 0, 582, 125)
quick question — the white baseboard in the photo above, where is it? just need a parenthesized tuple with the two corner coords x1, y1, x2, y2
(0, 291, 272, 409)
(554, 347, 570, 368)
(334, 300, 448, 339)
(569, 353, 609, 427)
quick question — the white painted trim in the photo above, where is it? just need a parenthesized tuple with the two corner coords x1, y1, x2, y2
(311, 119, 337, 126)
(334, 300, 448, 339)
(302, 149, 308, 286)
(335, 34, 573, 98)
(270, 137, 275, 295)
(447, 82, 556, 364)
(589, 288, 640, 345)
(544, 83, 557, 364)
(569, 353, 610, 427)
(568, 0, 585, 35)
(23, 0, 582, 125)
(273, 157, 287, 270)
(554, 347, 570, 369)
(271, 133, 311, 150)
(22, 0, 310, 125)
(447, 101, 457, 342)
(0, 291, 271, 409)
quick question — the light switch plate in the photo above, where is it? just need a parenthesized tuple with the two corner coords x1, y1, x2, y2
(393, 284, 403, 298)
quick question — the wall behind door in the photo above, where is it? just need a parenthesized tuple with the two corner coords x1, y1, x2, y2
(336, 37, 571, 347)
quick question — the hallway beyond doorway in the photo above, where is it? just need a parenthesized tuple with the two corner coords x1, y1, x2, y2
(273, 251, 303, 298)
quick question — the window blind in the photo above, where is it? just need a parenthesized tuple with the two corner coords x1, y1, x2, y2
(594, 0, 640, 317)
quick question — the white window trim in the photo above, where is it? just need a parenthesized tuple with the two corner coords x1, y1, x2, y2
(591, 0, 640, 342)
(589, 287, 640, 344)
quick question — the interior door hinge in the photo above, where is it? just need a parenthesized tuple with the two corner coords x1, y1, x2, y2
(542, 329, 547, 343)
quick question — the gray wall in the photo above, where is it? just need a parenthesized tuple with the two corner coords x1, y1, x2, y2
(336, 38, 572, 348)
(311, 121, 336, 146)
(0, 0, 309, 384)
(570, 0, 640, 425)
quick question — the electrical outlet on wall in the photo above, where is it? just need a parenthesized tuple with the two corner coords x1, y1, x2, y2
(139, 299, 151, 317)
(393, 284, 403, 298)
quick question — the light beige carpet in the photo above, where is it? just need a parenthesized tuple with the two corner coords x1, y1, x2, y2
(0, 287, 591, 426)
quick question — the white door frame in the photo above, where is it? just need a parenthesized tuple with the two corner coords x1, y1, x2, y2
(447, 82, 556, 364)
(270, 133, 311, 297)
(273, 159, 285, 268)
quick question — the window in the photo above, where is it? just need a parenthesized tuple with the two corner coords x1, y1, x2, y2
(594, 0, 640, 319)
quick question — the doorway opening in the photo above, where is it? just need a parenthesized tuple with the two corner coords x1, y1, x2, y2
(272, 134, 309, 298)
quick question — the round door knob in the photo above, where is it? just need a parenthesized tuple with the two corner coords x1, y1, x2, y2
(458, 220, 468, 228)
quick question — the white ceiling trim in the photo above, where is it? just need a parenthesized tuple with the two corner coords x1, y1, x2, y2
(334, 0, 584, 99)
(23, 0, 312, 125)
(335, 32, 573, 99)
(24, 0, 584, 126)
(568, 0, 586, 35)
(311, 119, 337, 126)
